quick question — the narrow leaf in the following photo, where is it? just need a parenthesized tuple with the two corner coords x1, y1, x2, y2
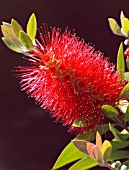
(111, 141, 129, 151)
(72, 140, 88, 154)
(96, 131, 102, 150)
(2, 22, 11, 28)
(108, 18, 123, 36)
(72, 118, 87, 128)
(1, 25, 21, 45)
(77, 124, 109, 140)
(124, 72, 129, 81)
(122, 18, 129, 34)
(101, 140, 112, 163)
(27, 13, 37, 42)
(92, 146, 104, 164)
(120, 82, 129, 99)
(11, 19, 23, 39)
(1, 25, 13, 42)
(20, 31, 34, 50)
(110, 150, 129, 160)
(123, 160, 129, 168)
(87, 143, 95, 159)
(120, 129, 129, 140)
(52, 142, 86, 170)
(2, 37, 22, 53)
(117, 43, 125, 79)
(101, 105, 118, 118)
(120, 11, 126, 24)
(125, 104, 129, 121)
(69, 157, 98, 170)
(109, 123, 123, 142)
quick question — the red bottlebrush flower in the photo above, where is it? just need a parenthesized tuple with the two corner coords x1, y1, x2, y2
(11, 26, 125, 134)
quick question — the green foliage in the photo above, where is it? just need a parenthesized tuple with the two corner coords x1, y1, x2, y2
(2, 37, 22, 53)
(123, 160, 129, 168)
(121, 18, 129, 34)
(101, 140, 112, 163)
(124, 72, 129, 81)
(125, 105, 129, 121)
(117, 43, 125, 79)
(1, 13, 36, 53)
(109, 123, 123, 142)
(110, 150, 129, 160)
(20, 31, 34, 50)
(72, 140, 88, 154)
(92, 146, 103, 164)
(52, 142, 86, 169)
(11, 19, 23, 39)
(72, 118, 87, 128)
(101, 105, 118, 119)
(69, 157, 97, 170)
(77, 124, 109, 140)
(120, 11, 126, 24)
(111, 141, 129, 151)
(108, 18, 123, 36)
(120, 82, 129, 99)
(1, 24, 21, 45)
(27, 13, 37, 42)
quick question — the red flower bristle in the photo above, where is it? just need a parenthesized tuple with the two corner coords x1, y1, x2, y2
(15, 25, 125, 134)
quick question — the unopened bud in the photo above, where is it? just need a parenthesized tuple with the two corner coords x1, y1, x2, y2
(115, 161, 121, 168)
(124, 39, 129, 46)
(120, 165, 128, 170)
(111, 162, 116, 168)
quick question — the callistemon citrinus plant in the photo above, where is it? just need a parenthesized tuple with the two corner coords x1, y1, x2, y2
(1, 11, 129, 170)
(1, 14, 125, 134)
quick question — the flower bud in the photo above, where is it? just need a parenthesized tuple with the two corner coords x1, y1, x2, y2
(120, 165, 128, 170)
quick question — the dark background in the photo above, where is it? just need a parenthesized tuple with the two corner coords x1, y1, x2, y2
(0, 0, 129, 170)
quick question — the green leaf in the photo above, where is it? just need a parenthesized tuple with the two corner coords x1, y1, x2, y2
(72, 118, 87, 128)
(110, 150, 129, 160)
(77, 124, 109, 140)
(101, 105, 118, 119)
(2, 37, 22, 53)
(11, 19, 23, 39)
(1, 25, 21, 45)
(111, 141, 129, 151)
(52, 142, 86, 170)
(120, 11, 126, 24)
(117, 43, 125, 79)
(123, 160, 129, 168)
(122, 18, 129, 34)
(125, 104, 129, 121)
(124, 72, 129, 81)
(19, 31, 34, 50)
(120, 82, 129, 99)
(119, 129, 129, 141)
(2, 22, 11, 28)
(27, 13, 37, 42)
(92, 146, 104, 164)
(108, 18, 123, 36)
(109, 123, 123, 142)
(101, 140, 112, 163)
(69, 157, 98, 170)
(72, 140, 88, 154)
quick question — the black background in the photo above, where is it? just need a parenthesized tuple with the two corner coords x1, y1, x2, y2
(0, 1, 129, 170)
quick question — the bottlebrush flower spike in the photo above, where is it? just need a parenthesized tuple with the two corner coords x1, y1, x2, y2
(1, 13, 126, 134)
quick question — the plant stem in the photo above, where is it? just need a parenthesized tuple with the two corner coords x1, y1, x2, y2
(104, 163, 115, 170)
